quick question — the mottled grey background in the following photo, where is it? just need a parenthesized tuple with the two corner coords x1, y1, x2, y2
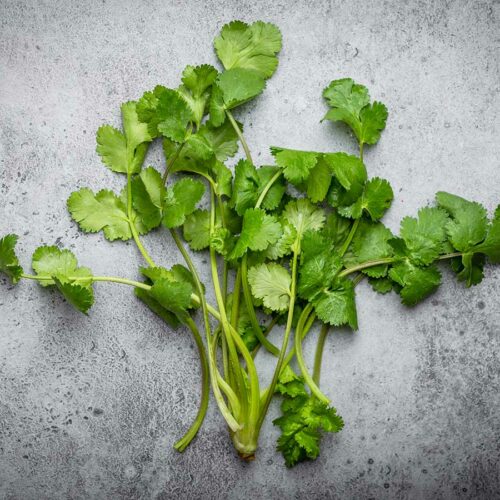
(1, 0, 499, 498)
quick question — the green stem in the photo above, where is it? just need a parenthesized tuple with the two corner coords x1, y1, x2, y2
(294, 305, 330, 404)
(255, 170, 282, 208)
(257, 248, 299, 429)
(127, 171, 155, 267)
(163, 141, 185, 184)
(251, 315, 279, 358)
(339, 218, 360, 257)
(339, 257, 395, 277)
(359, 142, 364, 162)
(174, 316, 209, 451)
(169, 228, 242, 432)
(241, 255, 280, 356)
(226, 110, 253, 164)
(313, 324, 329, 385)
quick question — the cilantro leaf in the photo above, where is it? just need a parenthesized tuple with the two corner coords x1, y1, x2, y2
(321, 211, 352, 248)
(399, 207, 449, 265)
(306, 156, 332, 203)
(346, 221, 394, 277)
(197, 120, 239, 161)
(96, 101, 151, 174)
(368, 277, 394, 294)
(265, 222, 296, 260)
(163, 178, 205, 229)
(137, 86, 192, 142)
(339, 177, 393, 220)
(0, 234, 23, 284)
(322, 78, 388, 146)
(270, 147, 319, 185)
(210, 68, 266, 126)
(135, 287, 181, 329)
(231, 160, 285, 215)
(149, 278, 193, 325)
(67, 188, 136, 241)
(230, 208, 282, 260)
(298, 250, 343, 301)
(131, 167, 165, 231)
(214, 20, 282, 79)
(389, 262, 441, 306)
(178, 64, 218, 127)
(311, 278, 358, 329)
(183, 209, 210, 251)
(283, 198, 326, 242)
(475, 205, 500, 263)
(248, 263, 291, 311)
(275, 366, 308, 398)
(31, 246, 93, 313)
(274, 394, 343, 467)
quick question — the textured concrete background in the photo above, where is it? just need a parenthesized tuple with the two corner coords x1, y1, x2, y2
(1, 0, 499, 498)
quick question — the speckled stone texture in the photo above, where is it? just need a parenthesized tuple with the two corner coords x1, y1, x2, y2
(0, 0, 499, 498)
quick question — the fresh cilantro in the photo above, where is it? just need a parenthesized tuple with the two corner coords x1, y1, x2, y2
(163, 178, 205, 228)
(0, 234, 23, 284)
(247, 263, 291, 311)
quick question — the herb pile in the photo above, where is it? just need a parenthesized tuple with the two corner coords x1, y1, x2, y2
(1, 20, 499, 467)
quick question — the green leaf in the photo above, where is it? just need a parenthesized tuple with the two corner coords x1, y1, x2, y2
(230, 208, 282, 260)
(135, 287, 181, 329)
(436, 192, 488, 252)
(0, 234, 23, 284)
(347, 221, 394, 277)
(211, 161, 233, 198)
(248, 263, 291, 311)
(368, 277, 394, 294)
(32, 246, 92, 286)
(298, 250, 343, 301)
(121, 101, 153, 151)
(275, 366, 308, 398)
(271, 147, 319, 185)
(183, 209, 210, 251)
(231, 160, 285, 215)
(475, 205, 500, 263)
(211, 68, 266, 123)
(67, 188, 134, 241)
(96, 125, 127, 173)
(311, 278, 358, 329)
(149, 278, 193, 325)
(306, 156, 332, 203)
(197, 119, 240, 162)
(137, 86, 192, 142)
(399, 207, 449, 265)
(31, 246, 93, 313)
(274, 394, 343, 467)
(340, 177, 393, 220)
(214, 20, 282, 79)
(265, 222, 296, 260)
(131, 167, 165, 231)
(322, 78, 387, 146)
(321, 211, 352, 248)
(283, 198, 326, 242)
(163, 178, 205, 229)
(389, 262, 441, 305)
(178, 64, 218, 127)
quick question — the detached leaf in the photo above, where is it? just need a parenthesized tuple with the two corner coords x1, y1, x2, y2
(214, 20, 282, 79)
(0, 234, 23, 284)
(248, 263, 291, 311)
(163, 178, 205, 228)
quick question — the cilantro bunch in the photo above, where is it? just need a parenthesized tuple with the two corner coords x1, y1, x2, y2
(1, 20, 499, 468)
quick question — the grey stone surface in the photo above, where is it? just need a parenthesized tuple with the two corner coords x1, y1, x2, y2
(1, 0, 499, 498)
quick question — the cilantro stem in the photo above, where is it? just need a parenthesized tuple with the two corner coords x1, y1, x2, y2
(251, 315, 279, 358)
(241, 256, 280, 355)
(169, 228, 242, 431)
(257, 248, 300, 429)
(295, 305, 330, 404)
(359, 142, 364, 162)
(255, 169, 282, 208)
(339, 218, 360, 257)
(126, 170, 155, 268)
(225, 109, 253, 164)
(312, 324, 329, 385)
(174, 316, 209, 452)
(163, 141, 185, 184)
(339, 257, 395, 277)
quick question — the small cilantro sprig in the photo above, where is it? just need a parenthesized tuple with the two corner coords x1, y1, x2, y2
(1, 20, 499, 469)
